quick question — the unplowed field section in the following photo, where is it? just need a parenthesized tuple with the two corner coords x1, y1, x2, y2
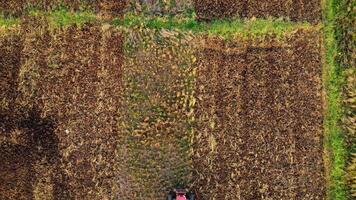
(119, 31, 194, 199)
(193, 32, 325, 199)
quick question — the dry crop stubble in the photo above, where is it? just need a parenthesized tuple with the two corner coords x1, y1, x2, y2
(0, 0, 129, 18)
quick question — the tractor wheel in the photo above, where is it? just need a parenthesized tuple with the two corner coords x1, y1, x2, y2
(167, 193, 175, 200)
(187, 193, 195, 200)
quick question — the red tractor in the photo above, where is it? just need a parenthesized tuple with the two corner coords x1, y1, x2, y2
(167, 189, 194, 200)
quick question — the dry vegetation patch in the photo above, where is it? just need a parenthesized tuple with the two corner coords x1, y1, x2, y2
(0, 0, 128, 18)
(344, 68, 356, 197)
(118, 27, 196, 199)
(128, 0, 193, 15)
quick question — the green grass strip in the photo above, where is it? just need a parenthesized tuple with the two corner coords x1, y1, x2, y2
(28, 8, 97, 27)
(113, 13, 313, 38)
(47, 9, 96, 27)
(0, 15, 20, 27)
(322, 0, 348, 199)
(0, 9, 313, 38)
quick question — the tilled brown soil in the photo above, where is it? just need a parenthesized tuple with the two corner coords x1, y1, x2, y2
(0, 28, 22, 111)
(22, 24, 124, 199)
(0, 21, 125, 199)
(0, 143, 35, 200)
(193, 30, 325, 199)
(193, 0, 321, 23)
(1, 22, 326, 200)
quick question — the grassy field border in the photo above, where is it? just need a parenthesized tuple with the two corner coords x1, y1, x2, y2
(1, 8, 313, 38)
(113, 13, 314, 38)
(322, 0, 349, 199)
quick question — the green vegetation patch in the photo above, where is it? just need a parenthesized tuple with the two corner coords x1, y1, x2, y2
(0, 9, 315, 38)
(0, 8, 97, 28)
(114, 14, 314, 38)
(0, 15, 20, 27)
(27, 8, 97, 27)
(322, 0, 351, 199)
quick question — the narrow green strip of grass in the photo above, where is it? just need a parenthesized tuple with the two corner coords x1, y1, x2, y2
(113, 14, 313, 38)
(322, 0, 348, 199)
(0, 15, 20, 27)
(28, 7, 97, 27)
(1, 9, 313, 38)
(205, 18, 312, 38)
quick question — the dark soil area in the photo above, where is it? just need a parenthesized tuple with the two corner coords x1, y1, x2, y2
(0, 30, 22, 111)
(0, 107, 64, 200)
(0, 143, 35, 200)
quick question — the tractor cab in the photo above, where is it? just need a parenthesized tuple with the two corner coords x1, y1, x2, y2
(167, 189, 194, 200)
